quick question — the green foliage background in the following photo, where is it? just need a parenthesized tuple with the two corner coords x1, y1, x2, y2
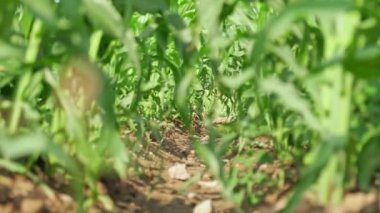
(0, 0, 379, 211)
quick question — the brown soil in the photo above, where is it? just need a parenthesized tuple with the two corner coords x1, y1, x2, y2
(0, 119, 379, 213)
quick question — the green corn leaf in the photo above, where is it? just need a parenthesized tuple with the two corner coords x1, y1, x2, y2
(0, 40, 24, 60)
(198, 0, 224, 58)
(175, 71, 193, 126)
(261, 77, 320, 130)
(82, 0, 124, 38)
(133, 0, 168, 14)
(357, 140, 380, 191)
(0, 0, 18, 36)
(219, 68, 255, 90)
(251, 0, 355, 61)
(194, 141, 223, 180)
(283, 135, 344, 212)
(0, 132, 48, 159)
(344, 46, 380, 78)
(166, 12, 192, 44)
(21, 0, 58, 26)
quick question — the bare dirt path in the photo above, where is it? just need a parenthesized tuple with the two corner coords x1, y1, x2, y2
(0, 121, 378, 212)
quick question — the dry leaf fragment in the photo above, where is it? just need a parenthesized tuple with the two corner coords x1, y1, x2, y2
(168, 163, 190, 181)
(193, 199, 212, 213)
(197, 180, 220, 189)
(187, 192, 197, 199)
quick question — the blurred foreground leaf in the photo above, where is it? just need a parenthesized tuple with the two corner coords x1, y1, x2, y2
(358, 140, 380, 191)
(133, 0, 168, 14)
(0, 132, 48, 159)
(344, 46, 380, 78)
(83, 0, 124, 37)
